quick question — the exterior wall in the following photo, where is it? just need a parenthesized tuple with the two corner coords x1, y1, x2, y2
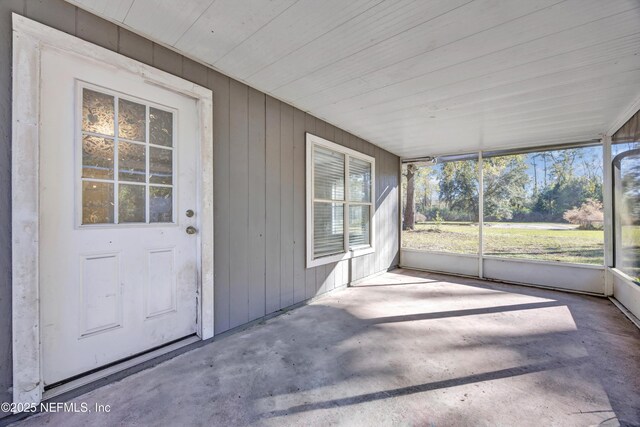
(0, 0, 400, 409)
(612, 108, 640, 142)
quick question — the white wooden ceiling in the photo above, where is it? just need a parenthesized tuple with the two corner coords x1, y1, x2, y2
(67, 0, 640, 157)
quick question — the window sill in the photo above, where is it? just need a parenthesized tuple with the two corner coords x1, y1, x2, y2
(611, 267, 640, 286)
(350, 245, 374, 258)
(307, 246, 375, 268)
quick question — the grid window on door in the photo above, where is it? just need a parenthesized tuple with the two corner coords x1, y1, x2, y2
(80, 87, 175, 225)
(307, 134, 375, 267)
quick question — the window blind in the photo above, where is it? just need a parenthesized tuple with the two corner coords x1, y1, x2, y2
(349, 157, 371, 202)
(313, 203, 344, 257)
(314, 146, 344, 201)
(349, 205, 370, 247)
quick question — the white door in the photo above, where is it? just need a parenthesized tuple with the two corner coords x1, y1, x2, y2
(39, 48, 200, 385)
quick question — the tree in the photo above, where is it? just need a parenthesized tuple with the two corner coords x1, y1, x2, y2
(403, 163, 417, 230)
(438, 160, 479, 220)
(436, 156, 530, 222)
(533, 148, 603, 221)
(483, 155, 530, 221)
(414, 167, 437, 216)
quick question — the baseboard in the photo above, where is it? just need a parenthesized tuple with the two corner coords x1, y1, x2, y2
(399, 265, 606, 298)
(609, 297, 640, 330)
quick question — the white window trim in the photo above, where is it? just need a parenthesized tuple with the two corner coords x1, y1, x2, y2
(306, 132, 375, 268)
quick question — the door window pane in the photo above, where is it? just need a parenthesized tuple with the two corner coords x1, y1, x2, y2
(314, 202, 344, 257)
(314, 146, 344, 200)
(80, 87, 176, 226)
(82, 181, 114, 224)
(149, 147, 173, 185)
(150, 107, 173, 147)
(349, 157, 371, 202)
(150, 186, 173, 223)
(118, 99, 146, 141)
(119, 184, 145, 223)
(349, 205, 370, 247)
(82, 135, 114, 179)
(119, 141, 146, 183)
(82, 88, 114, 136)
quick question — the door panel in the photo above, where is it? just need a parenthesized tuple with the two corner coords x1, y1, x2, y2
(146, 248, 177, 318)
(80, 253, 122, 336)
(40, 48, 199, 385)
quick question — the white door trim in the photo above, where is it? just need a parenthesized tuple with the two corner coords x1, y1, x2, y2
(11, 14, 214, 406)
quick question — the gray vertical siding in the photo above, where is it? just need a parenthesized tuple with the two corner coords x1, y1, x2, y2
(292, 108, 307, 303)
(229, 80, 250, 328)
(265, 95, 281, 315)
(0, 0, 400, 409)
(247, 88, 266, 322)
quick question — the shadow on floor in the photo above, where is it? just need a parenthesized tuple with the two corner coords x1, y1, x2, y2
(265, 356, 591, 418)
(367, 300, 565, 324)
(9, 269, 640, 426)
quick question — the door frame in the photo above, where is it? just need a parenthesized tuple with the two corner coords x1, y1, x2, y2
(11, 14, 214, 406)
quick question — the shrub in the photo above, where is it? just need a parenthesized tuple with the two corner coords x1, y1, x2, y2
(425, 206, 475, 222)
(434, 211, 443, 228)
(563, 199, 604, 230)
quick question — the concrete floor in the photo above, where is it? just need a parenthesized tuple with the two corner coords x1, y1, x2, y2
(11, 269, 640, 426)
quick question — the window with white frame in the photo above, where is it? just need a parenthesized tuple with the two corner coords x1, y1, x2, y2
(306, 133, 375, 267)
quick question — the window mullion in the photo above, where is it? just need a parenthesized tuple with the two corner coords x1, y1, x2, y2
(145, 105, 150, 223)
(311, 145, 315, 258)
(114, 96, 119, 224)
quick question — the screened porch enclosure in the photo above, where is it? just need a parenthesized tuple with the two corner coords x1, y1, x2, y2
(400, 112, 640, 317)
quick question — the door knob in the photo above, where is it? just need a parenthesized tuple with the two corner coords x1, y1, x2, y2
(186, 226, 197, 235)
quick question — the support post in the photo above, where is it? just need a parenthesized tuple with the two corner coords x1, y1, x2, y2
(478, 152, 484, 279)
(602, 135, 613, 296)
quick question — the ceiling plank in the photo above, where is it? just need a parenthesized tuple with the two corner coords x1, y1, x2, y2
(123, 0, 214, 46)
(174, 0, 298, 66)
(213, 0, 383, 79)
(293, 0, 640, 112)
(247, 0, 472, 92)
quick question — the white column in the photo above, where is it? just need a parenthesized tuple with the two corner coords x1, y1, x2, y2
(478, 152, 484, 279)
(602, 135, 613, 296)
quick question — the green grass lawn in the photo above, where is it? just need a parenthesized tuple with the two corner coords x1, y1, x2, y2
(402, 221, 605, 265)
